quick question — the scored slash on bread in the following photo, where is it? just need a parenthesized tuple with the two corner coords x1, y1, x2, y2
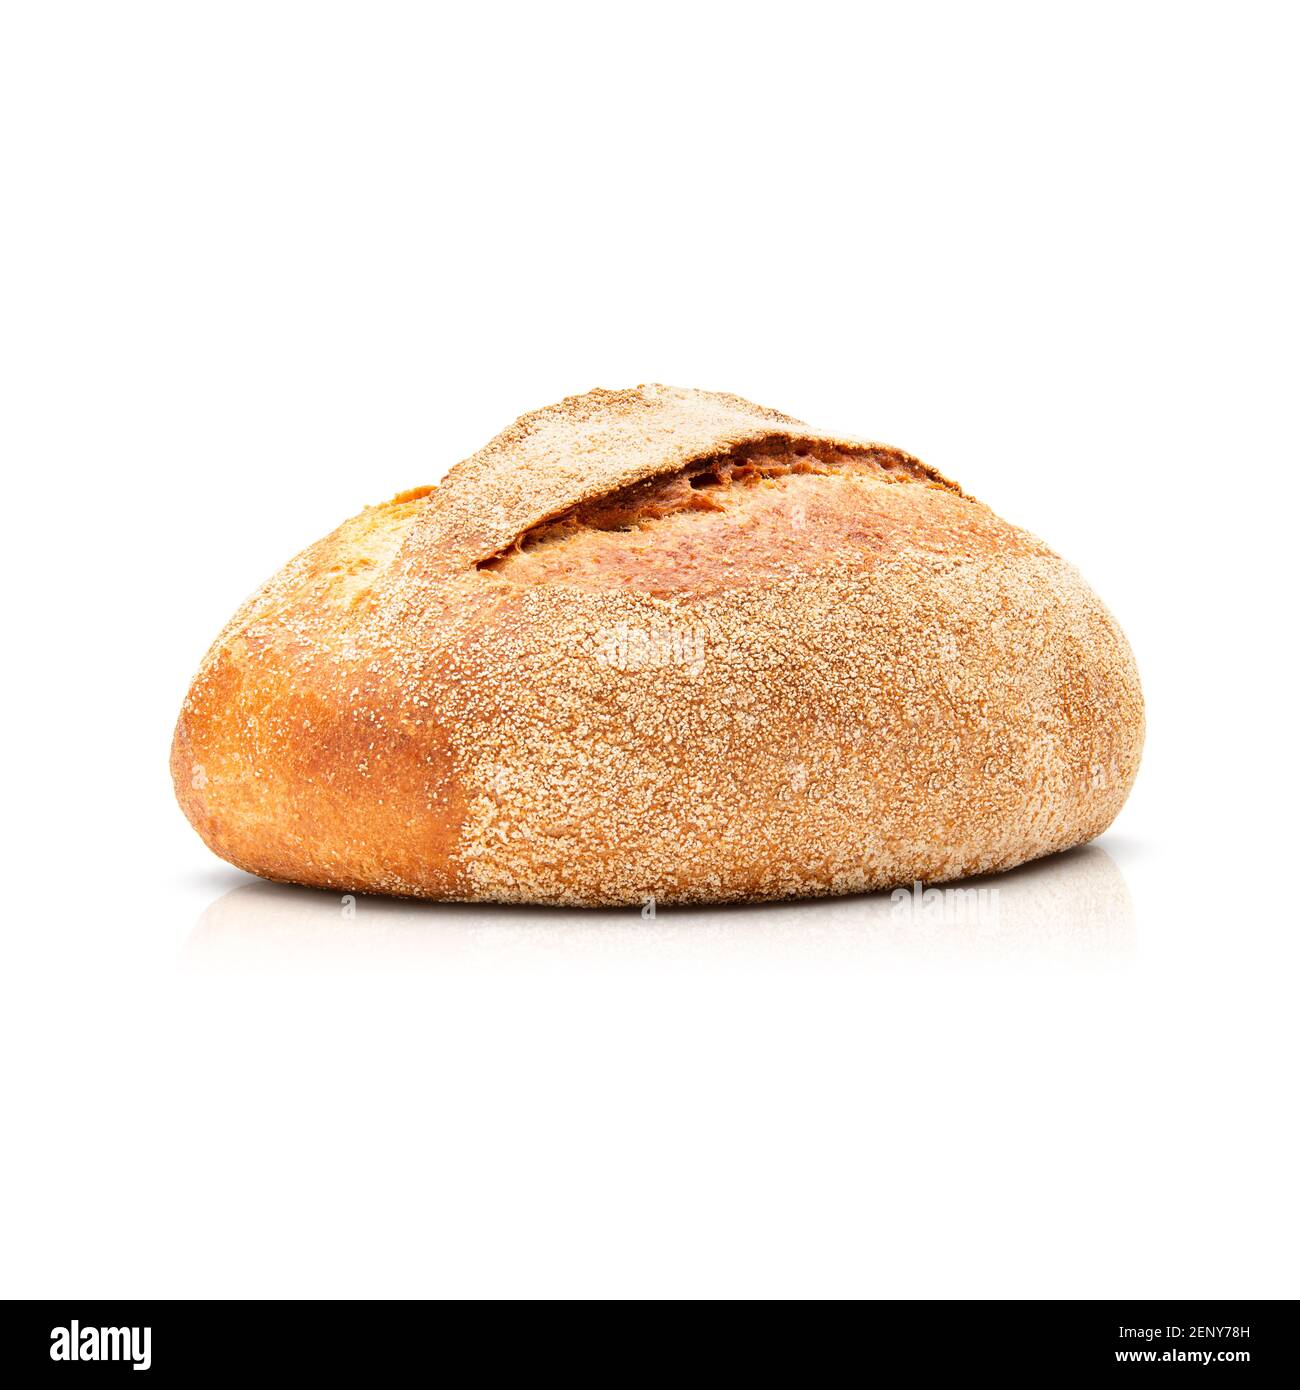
(172, 385, 1143, 905)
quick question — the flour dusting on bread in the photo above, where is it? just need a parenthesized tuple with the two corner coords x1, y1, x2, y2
(172, 385, 1143, 904)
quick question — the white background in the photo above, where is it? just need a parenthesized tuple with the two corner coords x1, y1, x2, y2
(2, 2, 1296, 1298)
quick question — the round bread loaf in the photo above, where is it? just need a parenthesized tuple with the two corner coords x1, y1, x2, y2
(171, 385, 1143, 905)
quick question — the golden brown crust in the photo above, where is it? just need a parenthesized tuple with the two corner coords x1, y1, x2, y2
(172, 385, 1143, 904)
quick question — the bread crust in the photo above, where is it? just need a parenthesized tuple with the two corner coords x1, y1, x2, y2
(171, 386, 1143, 905)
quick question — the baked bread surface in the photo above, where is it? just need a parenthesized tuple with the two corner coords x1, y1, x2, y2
(172, 386, 1143, 905)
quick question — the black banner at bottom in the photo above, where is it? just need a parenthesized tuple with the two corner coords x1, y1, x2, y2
(2, 1299, 1286, 1378)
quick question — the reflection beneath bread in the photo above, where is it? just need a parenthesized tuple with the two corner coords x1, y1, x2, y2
(186, 843, 1134, 971)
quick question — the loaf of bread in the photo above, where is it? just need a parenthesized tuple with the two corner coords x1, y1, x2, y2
(172, 386, 1143, 905)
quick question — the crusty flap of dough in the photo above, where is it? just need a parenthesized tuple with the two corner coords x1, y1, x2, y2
(398, 384, 958, 576)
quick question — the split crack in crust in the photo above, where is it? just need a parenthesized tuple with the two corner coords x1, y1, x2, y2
(475, 436, 958, 576)
(171, 384, 1144, 905)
